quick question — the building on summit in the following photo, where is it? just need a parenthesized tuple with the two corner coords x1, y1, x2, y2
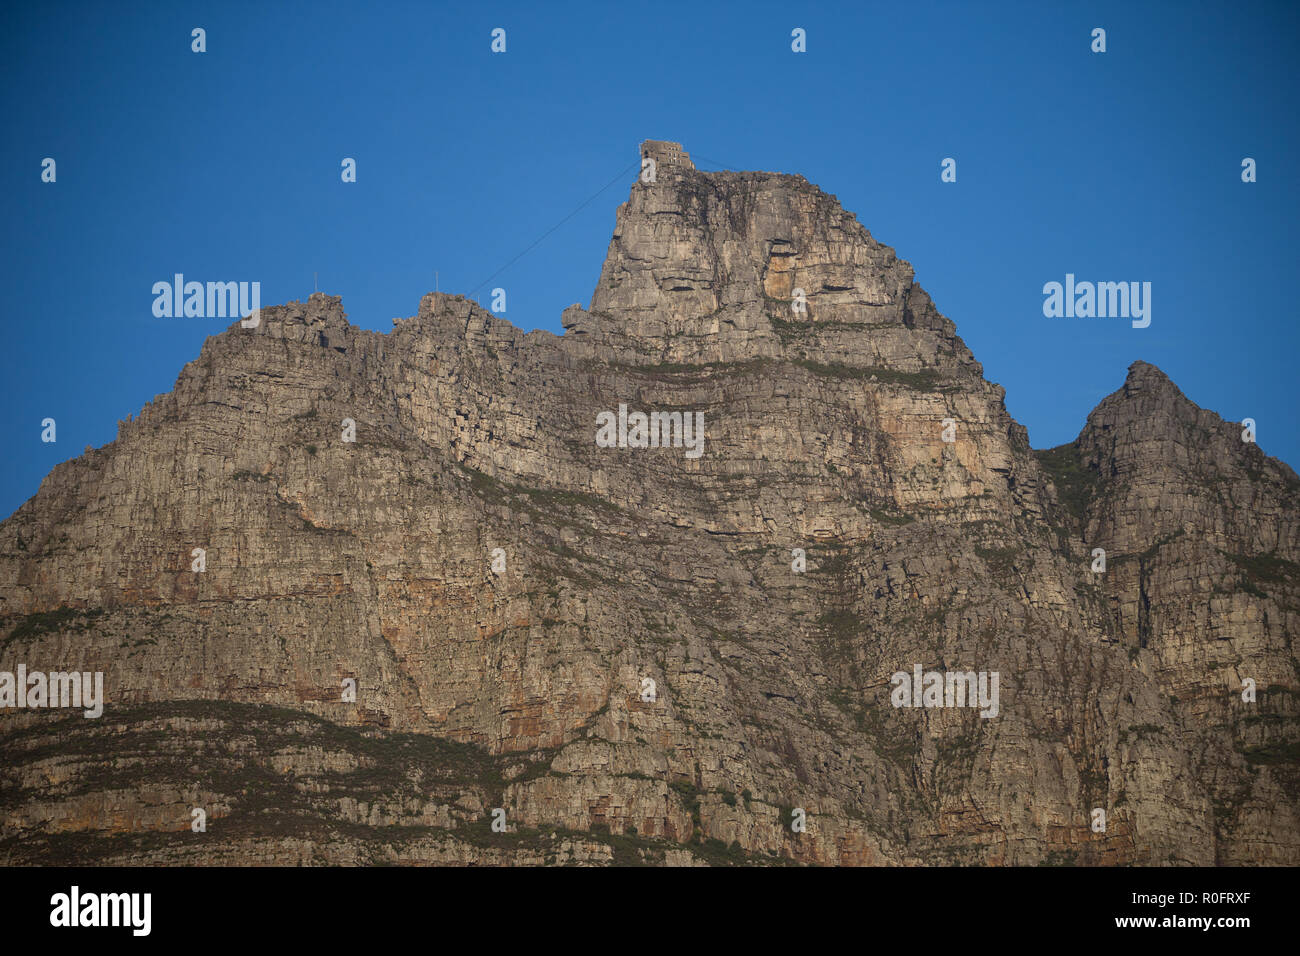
(640, 140, 694, 171)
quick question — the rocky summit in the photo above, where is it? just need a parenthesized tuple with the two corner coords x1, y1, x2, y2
(1, 141, 1296, 866)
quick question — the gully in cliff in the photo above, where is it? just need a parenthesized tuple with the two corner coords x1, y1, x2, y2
(595, 403, 705, 459)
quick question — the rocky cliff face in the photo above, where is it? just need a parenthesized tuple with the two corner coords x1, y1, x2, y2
(2, 142, 1296, 865)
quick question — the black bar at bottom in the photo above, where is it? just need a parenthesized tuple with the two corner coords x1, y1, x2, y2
(0, 865, 1288, 943)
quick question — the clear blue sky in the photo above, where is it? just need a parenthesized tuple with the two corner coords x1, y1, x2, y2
(3, 0, 1297, 519)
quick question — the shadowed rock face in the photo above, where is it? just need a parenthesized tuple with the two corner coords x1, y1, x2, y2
(2, 143, 1296, 866)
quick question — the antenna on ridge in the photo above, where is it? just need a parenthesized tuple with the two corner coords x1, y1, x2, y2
(313, 271, 318, 293)
(435, 271, 439, 294)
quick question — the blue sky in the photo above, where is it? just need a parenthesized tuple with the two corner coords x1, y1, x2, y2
(3, 0, 1297, 519)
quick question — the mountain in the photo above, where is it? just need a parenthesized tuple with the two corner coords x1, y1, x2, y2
(1, 141, 1296, 865)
